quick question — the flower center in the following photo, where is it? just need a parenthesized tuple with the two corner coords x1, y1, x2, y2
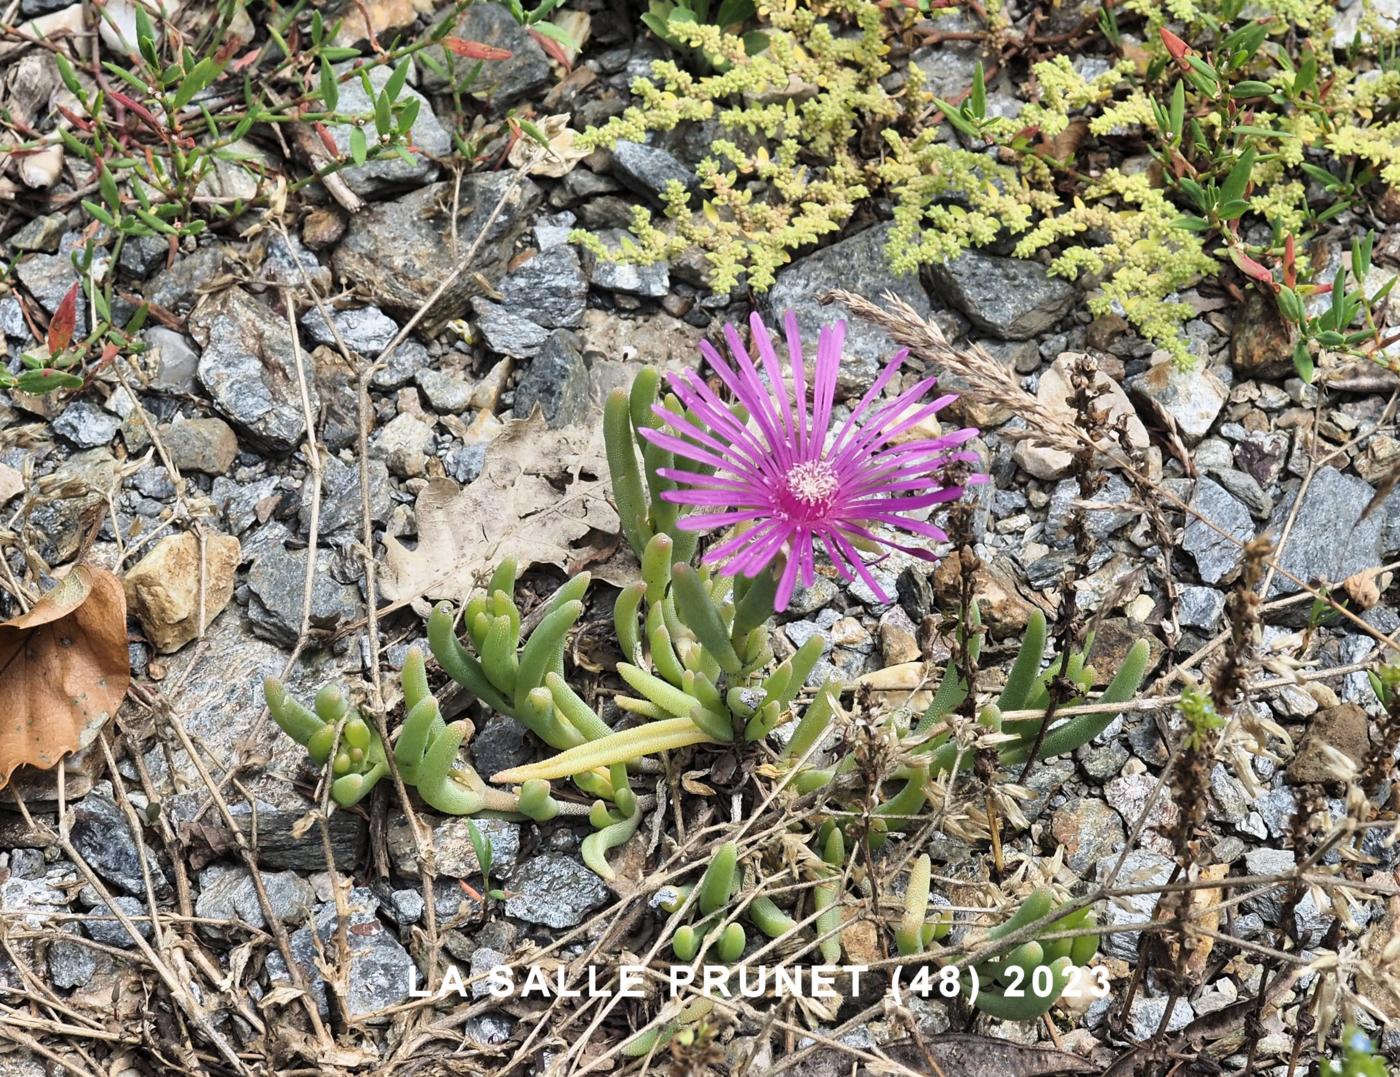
(784, 459, 839, 508)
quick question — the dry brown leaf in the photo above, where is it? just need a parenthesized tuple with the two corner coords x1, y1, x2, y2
(0, 462, 23, 505)
(0, 565, 129, 787)
(379, 412, 620, 610)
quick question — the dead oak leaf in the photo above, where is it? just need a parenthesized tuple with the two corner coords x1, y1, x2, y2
(379, 412, 622, 610)
(0, 565, 129, 787)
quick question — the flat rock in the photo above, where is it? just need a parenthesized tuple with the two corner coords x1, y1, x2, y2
(389, 815, 520, 879)
(52, 401, 119, 448)
(505, 854, 609, 928)
(586, 230, 670, 298)
(301, 306, 399, 354)
(333, 177, 542, 334)
(372, 412, 434, 478)
(415, 368, 473, 413)
(1095, 849, 1174, 960)
(1011, 352, 1149, 479)
(1287, 702, 1370, 785)
(928, 250, 1075, 340)
(302, 455, 391, 536)
(195, 866, 316, 930)
(69, 795, 168, 897)
(1050, 797, 1125, 875)
(609, 140, 698, 205)
(190, 288, 320, 453)
(1267, 466, 1383, 597)
(514, 330, 591, 427)
(269, 888, 416, 1019)
(1178, 585, 1225, 631)
(500, 246, 587, 329)
(1126, 357, 1227, 444)
(125, 532, 241, 653)
(1229, 290, 1295, 379)
(159, 417, 238, 474)
(473, 297, 551, 358)
(1182, 478, 1254, 585)
(246, 546, 363, 646)
(418, 2, 552, 109)
(765, 222, 932, 392)
(144, 327, 201, 393)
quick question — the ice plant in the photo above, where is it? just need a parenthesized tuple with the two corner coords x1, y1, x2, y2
(641, 311, 986, 611)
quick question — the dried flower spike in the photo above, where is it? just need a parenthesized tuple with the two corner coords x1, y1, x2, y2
(643, 311, 986, 611)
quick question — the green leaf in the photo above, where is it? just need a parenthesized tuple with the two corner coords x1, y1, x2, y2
(1168, 79, 1185, 139)
(1171, 215, 1211, 232)
(135, 3, 158, 66)
(16, 369, 84, 393)
(1230, 80, 1276, 98)
(970, 61, 986, 121)
(1216, 198, 1251, 220)
(349, 126, 368, 165)
(1292, 342, 1314, 382)
(98, 164, 121, 210)
(373, 89, 392, 136)
(1219, 145, 1257, 207)
(171, 56, 224, 109)
(81, 200, 118, 229)
(319, 60, 338, 111)
(320, 47, 361, 61)
(54, 52, 85, 100)
(529, 20, 577, 46)
(383, 58, 410, 102)
(1277, 285, 1304, 324)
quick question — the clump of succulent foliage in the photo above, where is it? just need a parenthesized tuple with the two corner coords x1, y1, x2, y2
(578, 0, 1400, 369)
(269, 319, 1149, 1021)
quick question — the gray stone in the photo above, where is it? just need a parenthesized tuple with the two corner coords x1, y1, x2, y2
(500, 246, 587, 329)
(927, 250, 1076, 340)
(52, 401, 119, 448)
(144, 327, 200, 393)
(1210, 467, 1272, 518)
(0, 297, 27, 338)
(195, 866, 316, 930)
(1268, 467, 1382, 597)
(301, 306, 399, 355)
(14, 252, 85, 336)
(1242, 848, 1330, 942)
(1044, 472, 1134, 549)
(1094, 849, 1175, 960)
(247, 546, 362, 646)
(70, 795, 168, 897)
(444, 442, 488, 484)
(910, 14, 981, 98)
(48, 938, 96, 988)
(609, 140, 698, 205)
(586, 231, 669, 298)
(1127, 996, 1194, 1040)
(470, 947, 509, 998)
(11, 215, 65, 252)
(326, 63, 450, 195)
(212, 475, 283, 535)
(783, 620, 832, 655)
(765, 222, 932, 392)
(372, 412, 434, 478)
(1182, 478, 1254, 585)
(470, 714, 534, 779)
(418, 2, 552, 108)
(262, 232, 329, 289)
(268, 888, 416, 1019)
(145, 245, 223, 316)
(372, 340, 433, 390)
(389, 815, 521, 878)
(131, 466, 176, 500)
(415, 368, 473, 413)
(505, 855, 609, 928)
(85, 895, 152, 948)
(514, 331, 591, 427)
(1077, 741, 1128, 781)
(1209, 763, 1250, 824)
(302, 455, 391, 537)
(474, 298, 551, 358)
(190, 288, 320, 453)
(1050, 797, 1125, 875)
(1178, 586, 1226, 631)
(387, 889, 425, 925)
(1127, 358, 1226, 444)
(1333, 0, 1400, 47)
(333, 178, 543, 332)
(160, 417, 239, 474)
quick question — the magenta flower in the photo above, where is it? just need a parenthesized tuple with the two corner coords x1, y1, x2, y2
(640, 311, 987, 612)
